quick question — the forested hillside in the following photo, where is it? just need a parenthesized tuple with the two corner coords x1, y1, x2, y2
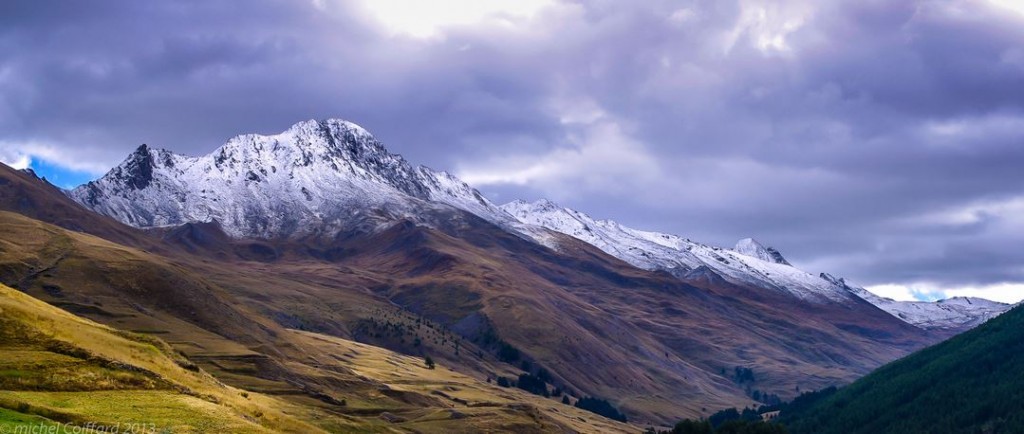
(779, 303, 1024, 433)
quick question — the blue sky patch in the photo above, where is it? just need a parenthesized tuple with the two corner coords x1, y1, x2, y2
(30, 159, 99, 190)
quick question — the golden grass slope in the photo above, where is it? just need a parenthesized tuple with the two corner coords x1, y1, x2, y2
(0, 282, 334, 433)
(289, 329, 638, 434)
(0, 278, 641, 433)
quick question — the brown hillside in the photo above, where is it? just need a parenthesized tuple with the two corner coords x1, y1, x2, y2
(0, 163, 941, 425)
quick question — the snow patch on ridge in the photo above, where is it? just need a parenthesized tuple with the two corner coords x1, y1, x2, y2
(734, 238, 790, 265)
(820, 274, 1011, 330)
(500, 199, 852, 303)
(501, 199, 1012, 327)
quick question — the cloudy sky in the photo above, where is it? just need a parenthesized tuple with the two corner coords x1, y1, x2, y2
(2, 0, 1023, 302)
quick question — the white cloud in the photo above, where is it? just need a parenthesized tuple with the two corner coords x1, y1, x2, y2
(912, 196, 1024, 229)
(864, 283, 921, 301)
(723, 0, 813, 55)
(866, 282, 1024, 304)
(944, 283, 1024, 303)
(457, 121, 662, 196)
(354, 0, 554, 38)
(0, 141, 113, 175)
(456, 102, 665, 200)
(668, 8, 697, 26)
(0, 150, 31, 170)
(920, 113, 1024, 144)
(987, 0, 1024, 16)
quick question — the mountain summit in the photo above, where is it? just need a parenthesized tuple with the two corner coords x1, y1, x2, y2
(734, 238, 790, 265)
(71, 119, 510, 238)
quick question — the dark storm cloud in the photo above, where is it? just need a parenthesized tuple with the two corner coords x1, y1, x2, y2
(1, 0, 1023, 300)
(0, 0, 561, 169)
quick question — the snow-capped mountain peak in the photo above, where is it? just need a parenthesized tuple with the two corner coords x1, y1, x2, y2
(734, 238, 790, 265)
(71, 118, 511, 238)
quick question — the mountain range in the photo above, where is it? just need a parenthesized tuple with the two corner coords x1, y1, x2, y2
(70, 119, 1010, 332)
(0, 118, 1012, 429)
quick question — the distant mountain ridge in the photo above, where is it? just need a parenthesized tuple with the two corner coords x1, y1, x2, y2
(70, 119, 1010, 331)
(820, 273, 1010, 331)
(500, 199, 1012, 330)
(501, 199, 853, 304)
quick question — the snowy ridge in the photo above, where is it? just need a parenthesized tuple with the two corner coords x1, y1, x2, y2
(500, 200, 1013, 328)
(70, 119, 513, 238)
(820, 274, 1011, 330)
(500, 199, 854, 303)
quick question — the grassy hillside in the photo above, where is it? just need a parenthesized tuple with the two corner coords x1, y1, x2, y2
(0, 279, 639, 432)
(780, 303, 1024, 434)
(0, 282, 332, 433)
(287, 330, 638, 433)
(0, 211, 637, 430)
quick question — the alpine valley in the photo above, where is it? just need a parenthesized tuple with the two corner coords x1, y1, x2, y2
(0, 119, 1011, 432)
